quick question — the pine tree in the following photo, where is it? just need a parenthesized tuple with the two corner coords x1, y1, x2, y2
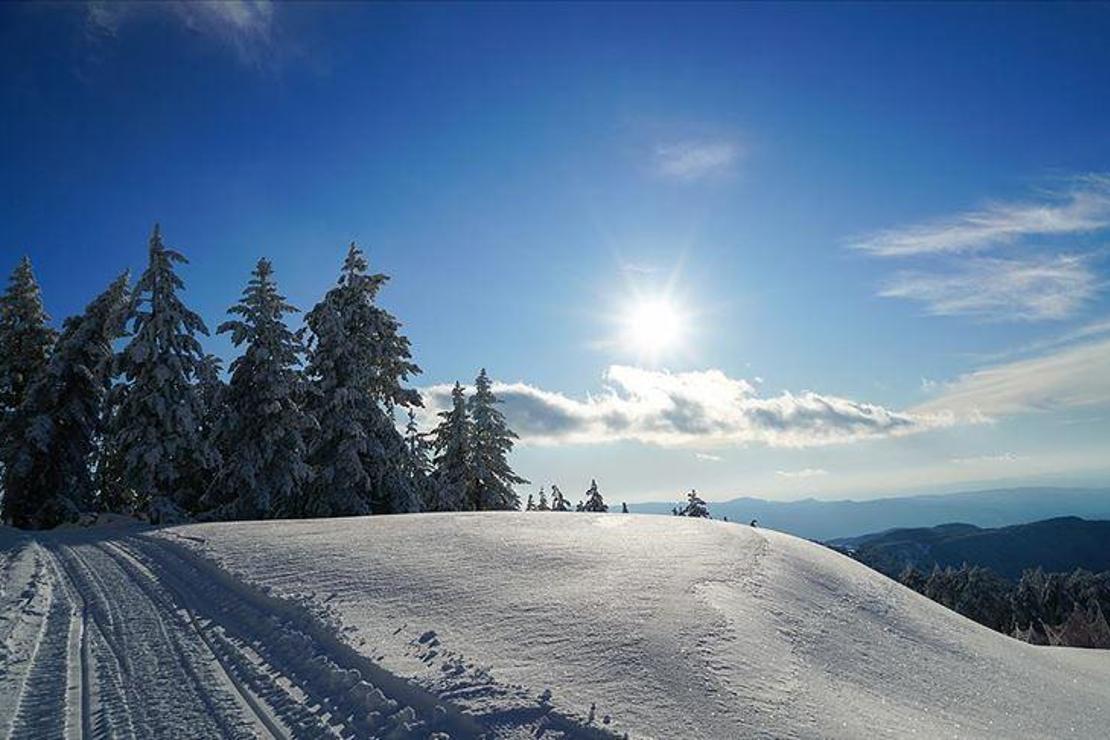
(428, 383, 472, 511)
(677, 489, 710, 518)
(525, 493, 535, 511)
(209, 259, 315, 519)
(2, 274, 129, 528)
(404, 407, 433, 507)
(536, 486, 550, 511)
(304, 244, 422, 516)
(550, 483, 570, 512)
(108, 225, 216, 518)
(1, 257, 57, 505)
(580, 479, 607, 512)
(468, 368, 527, 510)
(0, 257, 56, 418)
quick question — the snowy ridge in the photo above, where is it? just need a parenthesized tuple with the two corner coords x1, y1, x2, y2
(161, 513, 1110, 739)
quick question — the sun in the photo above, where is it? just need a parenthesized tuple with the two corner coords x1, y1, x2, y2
(621, 297, 685, 357)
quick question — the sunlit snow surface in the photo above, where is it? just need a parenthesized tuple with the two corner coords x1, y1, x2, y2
(158, 512, 1109, 739)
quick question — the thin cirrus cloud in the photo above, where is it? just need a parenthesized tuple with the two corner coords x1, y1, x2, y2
(85, 0, 276, 67)
(852, 175, 1109, 321)
(654, 140, 741, 181)
(852, 175, 1110, 257)
(879, 255, 1097, 321)
(915, 335, 1110, 421)
(775, 468, 829, 479)
(422, 365, 948, 449)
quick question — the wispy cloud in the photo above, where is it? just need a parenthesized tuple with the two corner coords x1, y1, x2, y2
(950, 453, 1020, 465)
(775, 468, 829, 478)
(695, 452, 723, 462)
(422, 365, 947, 449)
(915, 336, 1110, 420)
(655, 140, 740, 181)
(85, 1, 277, 67)
(879, 255, 1097, 321)
(853, 175, 1109, 321)
(852, 175, 1110, 257)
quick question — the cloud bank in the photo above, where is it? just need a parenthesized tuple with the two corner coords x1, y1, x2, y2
(423, 365, 944, 449)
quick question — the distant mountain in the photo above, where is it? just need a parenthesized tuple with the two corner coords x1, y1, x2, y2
(628, 487, 1110, 541)
(828, 516, 1110, 580)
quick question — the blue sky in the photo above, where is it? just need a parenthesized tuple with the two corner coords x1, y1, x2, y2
(4, 2, 1110, 504)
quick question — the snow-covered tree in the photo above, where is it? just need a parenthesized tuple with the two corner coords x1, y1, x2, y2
(108, 225, 216, 517)
(550, 484, 570, 512)
(428, 383, 472, 511)
(525, 493, 535, 511)
(208, 259, 315, 519)
(468, 368, 527, 510)
(304, 244, 422, 516)
(1, 256, 57, 508)
(0, 257, 56, 420)
(536, 487, 550, 511)
(580, 479, 608, 512)
(677, 489, 710, 518)
(2, 273, 129, 528)
(403, 407, 433, 505)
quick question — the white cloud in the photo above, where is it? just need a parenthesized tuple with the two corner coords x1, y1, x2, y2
(422, 365, 947, 449)
(775, 468, 829, 479)
(852, 175, 1110, 256)
(915, 336, 1110, 420)
(85, 1, 276, 67)
(694, 452, 723, 462)
(950, 453, 1020, 465)
(655, 140, 740, 181)
(879, 255, 1097, 321)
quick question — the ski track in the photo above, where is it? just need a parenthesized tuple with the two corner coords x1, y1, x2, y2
(1, 530, 608, 739)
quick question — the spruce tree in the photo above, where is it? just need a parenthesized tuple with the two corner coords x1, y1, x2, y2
(0, 257, 56, 418)
(304, 244, 422, 516)
(210, 259, 315, 519)
(428, 383, 472, 511)
(550, 483, 570, 512)
(580, 479, 608, 512)
(108, 225, 215, 518)
(536, 486, 550, 511)
(525, 493, 535, 511)
(2, 274, 129, 528)
(1, 257, 57, 505)
(678, 489, 710, 518)
(468, 368, 527, 510)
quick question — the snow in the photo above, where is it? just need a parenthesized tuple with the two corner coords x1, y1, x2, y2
(161, 513, 1110, 739)
(2, 513, 1108, 738)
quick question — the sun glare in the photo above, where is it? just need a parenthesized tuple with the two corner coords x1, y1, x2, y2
(622, 298, 685, 357)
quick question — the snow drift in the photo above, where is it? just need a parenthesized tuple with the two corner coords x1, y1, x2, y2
(157, 512, 1110, 739)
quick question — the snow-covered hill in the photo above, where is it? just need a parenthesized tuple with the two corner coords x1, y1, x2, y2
(3, 513, 1108, 739)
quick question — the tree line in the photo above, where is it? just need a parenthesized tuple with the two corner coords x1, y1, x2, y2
(898, 564, 1110, 649)
(0, 226, 536, 529)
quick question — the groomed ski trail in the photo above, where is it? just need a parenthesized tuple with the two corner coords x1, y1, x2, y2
(1, 529, 598, 740)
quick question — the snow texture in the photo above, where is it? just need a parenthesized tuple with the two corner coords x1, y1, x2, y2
(3, 514, 1109, 738)
(160, 514, 1110, 739)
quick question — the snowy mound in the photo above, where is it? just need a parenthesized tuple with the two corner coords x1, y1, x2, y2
(159, 513, 1110, 739)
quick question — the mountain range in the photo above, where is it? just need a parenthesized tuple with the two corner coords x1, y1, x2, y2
(628, 486, 1110, 541)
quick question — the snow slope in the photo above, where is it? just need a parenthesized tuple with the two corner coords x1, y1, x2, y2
(2, 513, 1108, 739)
(161, 513, 1110, 739)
